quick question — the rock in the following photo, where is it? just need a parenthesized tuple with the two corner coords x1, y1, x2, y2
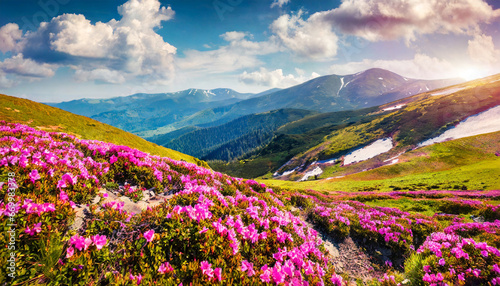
(91, 195, 101, 205)
(136, 201, 149, 210)
(471, 215, 485, 223)
(70, 205, 90, 231)
(142, 189, 156, 201)
(117, 196, 143, 214)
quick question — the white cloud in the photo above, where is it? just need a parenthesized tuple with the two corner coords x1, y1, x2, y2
(177, 32, 279, 74)
(0, 54, 56, 78)
(321, 0, 500, 43)
(329, 54, 456, 79)
(468, 34, 500, 65)
(221, 31, 248, 42)
(2, 0, 176, 86)
(74, 69, 126, 84)
(239, 67, 320, 88)
(271, 0, 290, 8)
(0, 71, 14, 88)
(0, 23, 22, 53)
(270, 10, 339, 60)
(117, 0, 174, 30)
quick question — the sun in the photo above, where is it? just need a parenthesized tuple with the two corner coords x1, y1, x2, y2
(458, 66, 487, 81)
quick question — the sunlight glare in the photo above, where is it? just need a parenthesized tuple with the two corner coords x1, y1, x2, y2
(459, 66, 486, 81)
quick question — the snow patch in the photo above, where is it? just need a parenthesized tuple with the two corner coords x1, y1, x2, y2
(299, 166, 323, 181)
(316, 157, 340, 164)
(273, 166, 298, 177)
(382, 104, 406, 111)
(431, 87, 467, 96)
(344, 138, 394, 165)
(282, 169, 297, 177)
(337, 77, 345, 95)
(203, 90, 216, 97)
(378, 77, 383, 80)
(418, 105, 500, 147)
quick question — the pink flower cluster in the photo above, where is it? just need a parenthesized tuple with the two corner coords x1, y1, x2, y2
(444, 220, 500, 235)
(200, 261, 222, 282)
(102, 201, 125, 213)
(312, 201, 418, 245)
(25, 222, 42, 236)
(21, 199, 56, 216)
(418, 232, 500, 284)
(1, 121, 344, 284)
(66, 234, 107, 258)
(158, 262, 173, 274)
(164, 184, 333, 284)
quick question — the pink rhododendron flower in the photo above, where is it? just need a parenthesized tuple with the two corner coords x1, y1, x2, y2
(241, 260, 255, 277)
(60, 190, 69, 202)
(158, 262, 173, 274)
(92, 235, 107, 250)
(66, 246, 74, 258)
(438, 258, 446, 266)
(494, 264, 500, 274)
(200, 261, 214, 278)
(143, 230, 155, 242)
(271, 266, 285, 284)
(129, 274, 142, 285)
(214, 267, 222, 282)
(25, 222, 42, 236)
(199, 227, 208, 234)
(260, 265, 271, 283)
(71, 235, 86, 251)
(84, 237, 93, 251)
(29, 169, 41, 183)
(330, 274, 343, 286)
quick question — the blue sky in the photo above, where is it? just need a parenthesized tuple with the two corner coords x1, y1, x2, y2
(0, 0, 499, 102)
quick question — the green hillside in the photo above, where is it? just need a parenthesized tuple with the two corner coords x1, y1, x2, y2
(277, 73, 500, 175)
(261, 131, 500, 192)
(0, 94, 207, 167)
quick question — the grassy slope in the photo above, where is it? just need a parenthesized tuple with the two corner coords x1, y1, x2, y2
(261, 131, 500, 192)
(0, 94, 207, 167)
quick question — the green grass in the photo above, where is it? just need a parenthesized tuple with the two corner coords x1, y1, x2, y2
(261, 157, 500, 193)
(319, 131, 500, 180)
(364, 198, 440, 217)
(0, 94, 207, 167)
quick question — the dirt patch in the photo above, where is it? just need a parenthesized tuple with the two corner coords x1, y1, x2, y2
(299, 210, 386, 284)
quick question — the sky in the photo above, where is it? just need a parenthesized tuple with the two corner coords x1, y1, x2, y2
(0, 0, 499, 102)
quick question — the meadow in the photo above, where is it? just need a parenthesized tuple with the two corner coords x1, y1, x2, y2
(1, 121, 500, 285)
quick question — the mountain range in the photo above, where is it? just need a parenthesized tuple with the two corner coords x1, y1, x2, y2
(46, 88, 261, 134)
(48, 69, 462, 137)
